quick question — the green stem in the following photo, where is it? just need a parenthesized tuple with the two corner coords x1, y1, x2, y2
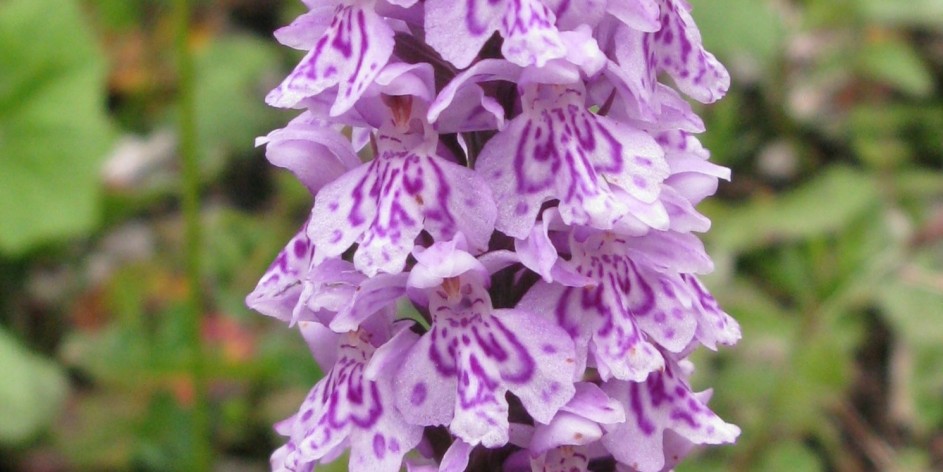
(174, 0, 211, 470)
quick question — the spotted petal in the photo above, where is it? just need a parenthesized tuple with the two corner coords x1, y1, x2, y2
(651, 0, 730, 103)
(425, 0, 566, 69)
(519, 272, 664, 382)
(394, 250, 576, 447)
(245, 224, 315, 322)
(274, 330, 423, 472)
(395, 306, 576, 446)
(601, 356, 740, 472)
(309, 151, 496, 276)
(476, 86, 668, 239)
(500, 0, 567, 67)
(682, 274, 741, 349)
(518, 230, 690, 381)
(617, 258, 698, 353)
(266, 4, 395, 115)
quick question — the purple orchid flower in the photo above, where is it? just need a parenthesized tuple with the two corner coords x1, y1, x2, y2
(393, 238, 577, 447)
(272, 325, 423, 472)
(251, 0, 742, 469)
(305, 64, 497, 275)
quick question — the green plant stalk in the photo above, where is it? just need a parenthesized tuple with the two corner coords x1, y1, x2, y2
(174, 0, 212, 469)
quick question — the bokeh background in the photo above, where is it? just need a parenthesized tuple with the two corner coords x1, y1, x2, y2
(1, 0, 941, 470)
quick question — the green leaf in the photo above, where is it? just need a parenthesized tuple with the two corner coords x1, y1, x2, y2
(878, 258, 943, 431)
(688, 0, 786, 68)
(879, 278, 943, 349)
(706, 166, 879, 255)
(756, 441, 824, 472)
(859, 38, 934, 97)
(0, 327, 68, 443)
(858, 0, 943, 28)
(191, 35, 287, 175)
(0, 0, 114, 255)
(693, 278, 796, 436)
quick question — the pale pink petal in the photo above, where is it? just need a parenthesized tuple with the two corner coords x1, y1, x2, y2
(245, 224, 315, 322)
(267, 5, 395, 115)
(257, 113, 360, 195)
(425, 0, 504, 68)
(500, 0, 566, 67)
(651, 0, 730, 103)
(607, 0, 661, 32)
(602, 356, 740, 472)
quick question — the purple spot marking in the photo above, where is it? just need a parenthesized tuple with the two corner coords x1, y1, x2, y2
(630, 382, 656, 435)
(372, 433, 386, 458)
(410, 382, 427, 405)
(515, 202, 528, 215)
(293, 239, 308, 258)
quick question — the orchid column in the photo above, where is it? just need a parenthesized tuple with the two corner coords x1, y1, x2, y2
(248, 1, 741, 471)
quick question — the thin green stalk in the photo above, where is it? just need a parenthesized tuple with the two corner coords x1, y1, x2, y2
(174, 0, 212, 469)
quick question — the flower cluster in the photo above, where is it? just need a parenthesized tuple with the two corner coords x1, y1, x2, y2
(248, 1, 741, 471)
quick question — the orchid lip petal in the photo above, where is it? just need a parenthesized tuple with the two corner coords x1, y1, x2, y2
(266, 4, 395, 115)
(273, 329, 423, 472)
(309, 148, 496, 276)
(395, 244, 577, 446)
(651, 0, 731, 103)
(602, 354, 741, 472)
(245, 224, 315, 323)
(499, 0, 567, 68)
(476, 85, 668, 239)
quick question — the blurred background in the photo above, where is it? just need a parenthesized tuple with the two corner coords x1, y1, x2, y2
(0, 0, 941, 470)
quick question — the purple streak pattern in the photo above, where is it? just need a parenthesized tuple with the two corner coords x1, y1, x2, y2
(251, 1, 740, 470)
(272, 329, 422, 472)
(266, 2, 395, 115)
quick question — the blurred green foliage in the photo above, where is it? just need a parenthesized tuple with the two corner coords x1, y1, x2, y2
(0, 0, 940, 471)
(0, 0, 114, 254)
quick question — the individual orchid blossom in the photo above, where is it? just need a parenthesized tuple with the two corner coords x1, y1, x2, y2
(305, 64, 497, 275)
(393, 238, 577, 448)
(271, 325, 423, 472)
(251, 0, 741, 470)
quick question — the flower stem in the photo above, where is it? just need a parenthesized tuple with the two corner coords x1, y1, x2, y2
(174, 0, 212, 469)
